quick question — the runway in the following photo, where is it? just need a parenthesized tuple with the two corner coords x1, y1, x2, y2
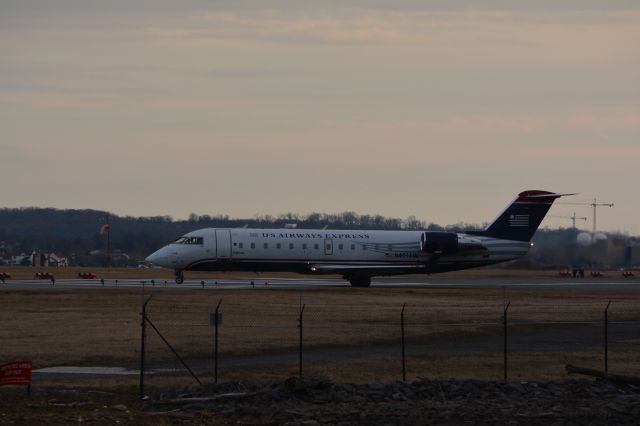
(1, 275, 638, 292)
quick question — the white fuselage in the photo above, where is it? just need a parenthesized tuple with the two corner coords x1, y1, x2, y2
(145, 189, 565, 286)
(146, 228, 530, 279)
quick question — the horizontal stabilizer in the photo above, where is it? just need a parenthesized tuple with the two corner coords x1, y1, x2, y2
(526, 193, 576, 199)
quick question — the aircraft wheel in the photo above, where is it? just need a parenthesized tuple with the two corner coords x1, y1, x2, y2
(175, 271, 184, 284)
(349, 276, 371, 287)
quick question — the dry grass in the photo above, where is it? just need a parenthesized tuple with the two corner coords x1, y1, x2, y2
(2, 284, 639, 376)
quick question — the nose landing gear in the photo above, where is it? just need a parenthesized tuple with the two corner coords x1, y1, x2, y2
(175, 270, 184, 284)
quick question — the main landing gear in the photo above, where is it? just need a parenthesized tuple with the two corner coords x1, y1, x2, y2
(175, 270, 184, 284)
(348, 276, 371, 287)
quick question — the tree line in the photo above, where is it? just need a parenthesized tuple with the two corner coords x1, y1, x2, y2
(0, 207, 635, 269)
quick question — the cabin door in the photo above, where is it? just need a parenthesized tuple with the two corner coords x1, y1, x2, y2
(215, 230, 232, 259)
(324, 238, 333, 255)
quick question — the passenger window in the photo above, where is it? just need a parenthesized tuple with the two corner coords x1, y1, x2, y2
(362, 245, 367, 250)
(338, 244, 343, 250)
(351, 244, 355, 250)
(264, 243, 268, 249)
(276, 243, 281, 249)
(302, 244, 307, 250)
(314, 244, 319, 250)
(289, 243, 294, 249)
(250, 243, 255, 249)
(239, 243, 243, 249)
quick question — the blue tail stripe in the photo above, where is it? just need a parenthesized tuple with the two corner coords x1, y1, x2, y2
(479, 201, 553, 241)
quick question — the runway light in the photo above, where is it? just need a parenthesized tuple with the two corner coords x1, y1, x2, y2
(530, 242, 534, 247)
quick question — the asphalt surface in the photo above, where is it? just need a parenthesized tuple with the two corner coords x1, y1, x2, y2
(2, 275, 639, 292)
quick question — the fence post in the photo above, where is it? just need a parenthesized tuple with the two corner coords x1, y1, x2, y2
(401, 302, 407, 382)
(604, 300, 611, 374)
(145, 317, 202, 386)
(503, 301, 510, 382)
(214, 299, 222, 384)
(299, 304, 305, 379)
(139, 295, 152, 400)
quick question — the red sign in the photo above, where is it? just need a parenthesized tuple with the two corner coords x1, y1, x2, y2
(0, 360, 32, 386)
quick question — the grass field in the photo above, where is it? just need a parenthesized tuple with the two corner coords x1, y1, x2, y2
(2, 279, 640, 383)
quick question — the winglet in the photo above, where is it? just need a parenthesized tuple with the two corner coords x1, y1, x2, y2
(516, 190, 577, 203)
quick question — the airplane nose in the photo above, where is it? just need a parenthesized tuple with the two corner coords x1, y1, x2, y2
(145, 249, 163, 264)
(145, 246, 179, 268)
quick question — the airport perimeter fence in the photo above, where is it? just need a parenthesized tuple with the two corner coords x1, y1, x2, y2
(3, 285, 640, 392)
(135, 293, 640, 390)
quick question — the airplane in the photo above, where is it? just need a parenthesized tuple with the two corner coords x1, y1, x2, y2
(145, 190, 572, 286)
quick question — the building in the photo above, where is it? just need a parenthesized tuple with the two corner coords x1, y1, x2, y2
(31, 252, 69, 267)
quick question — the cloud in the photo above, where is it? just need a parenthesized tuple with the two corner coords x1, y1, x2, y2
(133, 9, 640, 77)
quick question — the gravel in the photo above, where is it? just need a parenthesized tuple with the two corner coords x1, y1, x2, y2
(150, 376, 640, 424)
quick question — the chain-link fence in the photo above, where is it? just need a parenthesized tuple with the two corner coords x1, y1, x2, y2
(1, 285, 639, 387)
(136, 289, 640, 387)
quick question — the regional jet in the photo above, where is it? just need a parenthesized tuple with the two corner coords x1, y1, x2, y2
(145, 190, 571, 286)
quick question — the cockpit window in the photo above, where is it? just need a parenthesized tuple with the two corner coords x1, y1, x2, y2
(173, 236, 203, 245)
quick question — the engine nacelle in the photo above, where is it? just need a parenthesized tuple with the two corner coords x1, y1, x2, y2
(420, 232, 458, 254)
(420, 232, 484, 254)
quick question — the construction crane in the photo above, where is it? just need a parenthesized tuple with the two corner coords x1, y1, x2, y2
(549, 213, 587, 229)
(559, 198, 614, 233)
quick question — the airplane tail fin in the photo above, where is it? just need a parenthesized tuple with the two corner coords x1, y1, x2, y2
(474, 190, 573, 242)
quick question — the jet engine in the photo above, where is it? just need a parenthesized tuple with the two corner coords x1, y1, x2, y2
(420, 232, 484, 254)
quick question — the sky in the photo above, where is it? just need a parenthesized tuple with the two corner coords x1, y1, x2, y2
(1, 1, 639, 233)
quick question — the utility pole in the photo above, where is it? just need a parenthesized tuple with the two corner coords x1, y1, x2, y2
(99, 215, 112, 270)
(107, 218, 111, 270)
(105, 214, 111, 270)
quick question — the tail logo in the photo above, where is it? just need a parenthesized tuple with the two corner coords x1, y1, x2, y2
(509, 214, 529, 227)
